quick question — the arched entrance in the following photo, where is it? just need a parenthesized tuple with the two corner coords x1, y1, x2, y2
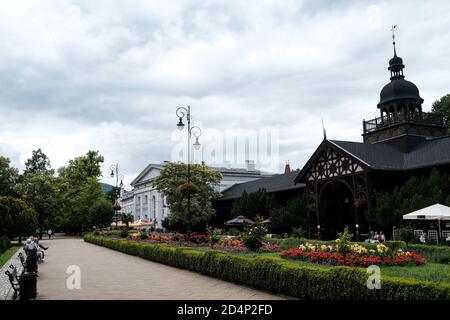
(318, 181, 355, 240)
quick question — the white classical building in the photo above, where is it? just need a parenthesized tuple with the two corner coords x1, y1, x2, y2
(119, 161, 270, 228)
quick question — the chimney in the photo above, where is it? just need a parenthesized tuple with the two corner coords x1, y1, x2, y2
(245, 160, 255, 171)
(284, 161, 291, 174)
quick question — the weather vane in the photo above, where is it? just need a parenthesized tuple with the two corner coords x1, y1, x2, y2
(391, 25, 397, 54)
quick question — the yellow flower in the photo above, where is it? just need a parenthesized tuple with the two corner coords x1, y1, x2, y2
(376, 244, 388, 254)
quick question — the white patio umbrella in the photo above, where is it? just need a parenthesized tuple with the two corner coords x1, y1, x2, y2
(403, 203, 450, 239)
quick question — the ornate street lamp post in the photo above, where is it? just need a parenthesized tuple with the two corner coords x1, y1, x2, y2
(110, 163, 124, 229)
(176, 105, 202, 234)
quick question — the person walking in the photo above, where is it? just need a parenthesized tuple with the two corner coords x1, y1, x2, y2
(47, 228, 53, 240)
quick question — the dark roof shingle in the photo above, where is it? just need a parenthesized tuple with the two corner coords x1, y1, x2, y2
(330, 136, 450, 171)
(220, 171, 304, 200)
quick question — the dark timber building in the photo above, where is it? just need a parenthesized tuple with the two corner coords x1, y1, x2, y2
(294, 40, 450, 240)
(214, 170, 304, 227)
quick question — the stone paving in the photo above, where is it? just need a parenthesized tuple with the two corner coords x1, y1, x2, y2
(36, 237, 289, 300)
(0, 247, 23, 300)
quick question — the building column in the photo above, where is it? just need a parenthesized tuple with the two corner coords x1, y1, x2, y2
(133, 195, 138, 220)
(147, 192, 151, 220)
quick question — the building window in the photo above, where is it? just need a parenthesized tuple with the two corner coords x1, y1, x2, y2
(152, 195, 156, 219)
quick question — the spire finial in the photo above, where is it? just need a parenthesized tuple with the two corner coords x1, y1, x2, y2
(321, 118, 327, 140)
(391, 25, 397, 56)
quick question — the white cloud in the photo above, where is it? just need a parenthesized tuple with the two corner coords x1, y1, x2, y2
(0, 0, 450, 182)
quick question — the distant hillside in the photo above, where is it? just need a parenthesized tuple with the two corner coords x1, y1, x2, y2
(101, 183, 114, 193)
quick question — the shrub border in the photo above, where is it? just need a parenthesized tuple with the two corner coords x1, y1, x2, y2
(84, 234, 450, 300)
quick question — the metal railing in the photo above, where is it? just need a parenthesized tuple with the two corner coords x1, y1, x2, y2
(363, 112, 444, 134)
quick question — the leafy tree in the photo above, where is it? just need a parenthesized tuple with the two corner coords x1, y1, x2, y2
(15, 174, 63, 238)
(0, 156, 19, 196)
(432, 94, 450, 131)
(106, 186, 121, 204)
(58, 151, 106, 234)
(270, 194, 308, 232)
(0, 202, 12, 237)
(0, 196, 37, 243)
(23, 149, 54, 176)
(369, 169, 450, 230)
(63, 177, 106, 235)
(90, 199, 115, 228)
(231, 188, 277, 220)
(60, 150, 104, 184)
(153, 162, 222, 232)
(120, 213, 134, 229)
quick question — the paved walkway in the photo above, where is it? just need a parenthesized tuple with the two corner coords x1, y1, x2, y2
(36, 237, 287, 300)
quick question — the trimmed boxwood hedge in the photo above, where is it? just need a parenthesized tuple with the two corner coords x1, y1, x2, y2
(84, 234, 450, 300)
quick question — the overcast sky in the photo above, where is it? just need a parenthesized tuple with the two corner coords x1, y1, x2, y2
(1, 0, 450, 186)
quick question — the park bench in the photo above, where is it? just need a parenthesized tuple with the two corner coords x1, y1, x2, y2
(4, 264, 22, 300)
(18, 252, 27, 269)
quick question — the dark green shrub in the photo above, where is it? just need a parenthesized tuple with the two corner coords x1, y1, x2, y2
(291, 226, 307, 238)
(399, 227, 417, 243)
(84, 233, 450, 300)
(139, 232, 148, 240)
(120, 229, 129, 238)
(384, 240, 407, 251)
(0, 236, 11, 254)
(406, 244, 450, 264)
(225, 228, 240, 236)
(434, 252, 450, 264)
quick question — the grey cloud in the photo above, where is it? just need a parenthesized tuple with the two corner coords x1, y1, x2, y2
(0, 0, 450, 179)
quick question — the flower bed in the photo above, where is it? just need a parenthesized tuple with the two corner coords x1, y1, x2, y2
(213, 238, 280, 253)
(126, 232, 281, 252)
(280, 242, 425, 267)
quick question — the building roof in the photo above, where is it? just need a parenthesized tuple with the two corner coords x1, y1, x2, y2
(220, 170, 304, 200)
(330, 136, 450, 171)
(379, 78, 423, 106)
(378, 46, 423, 106)
(130, 162, 271, 186)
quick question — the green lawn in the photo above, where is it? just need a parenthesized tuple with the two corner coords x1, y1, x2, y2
(381, 263, 450, 283)
(0, 247, 19, 269)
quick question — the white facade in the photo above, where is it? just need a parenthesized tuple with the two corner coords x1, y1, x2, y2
(121, 162, 270, 228)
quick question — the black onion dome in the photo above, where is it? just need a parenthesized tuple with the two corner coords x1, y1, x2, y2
(388, 55, 404, 70)
(378, 78, 423, 106)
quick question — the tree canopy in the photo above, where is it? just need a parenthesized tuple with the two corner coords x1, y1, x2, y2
(153, 162, 222, 231)
(90, 198, 115, 229)
(432, 93, 450, 131)
(369, 169, 450, 230)
(0, 156, 19, 196)
(0, 196, 37, 242)
(231, 188, 278, 220)
(0, 149, 112, 238)
(270, 194, 308, 232)
(23, 148, 54, 176)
